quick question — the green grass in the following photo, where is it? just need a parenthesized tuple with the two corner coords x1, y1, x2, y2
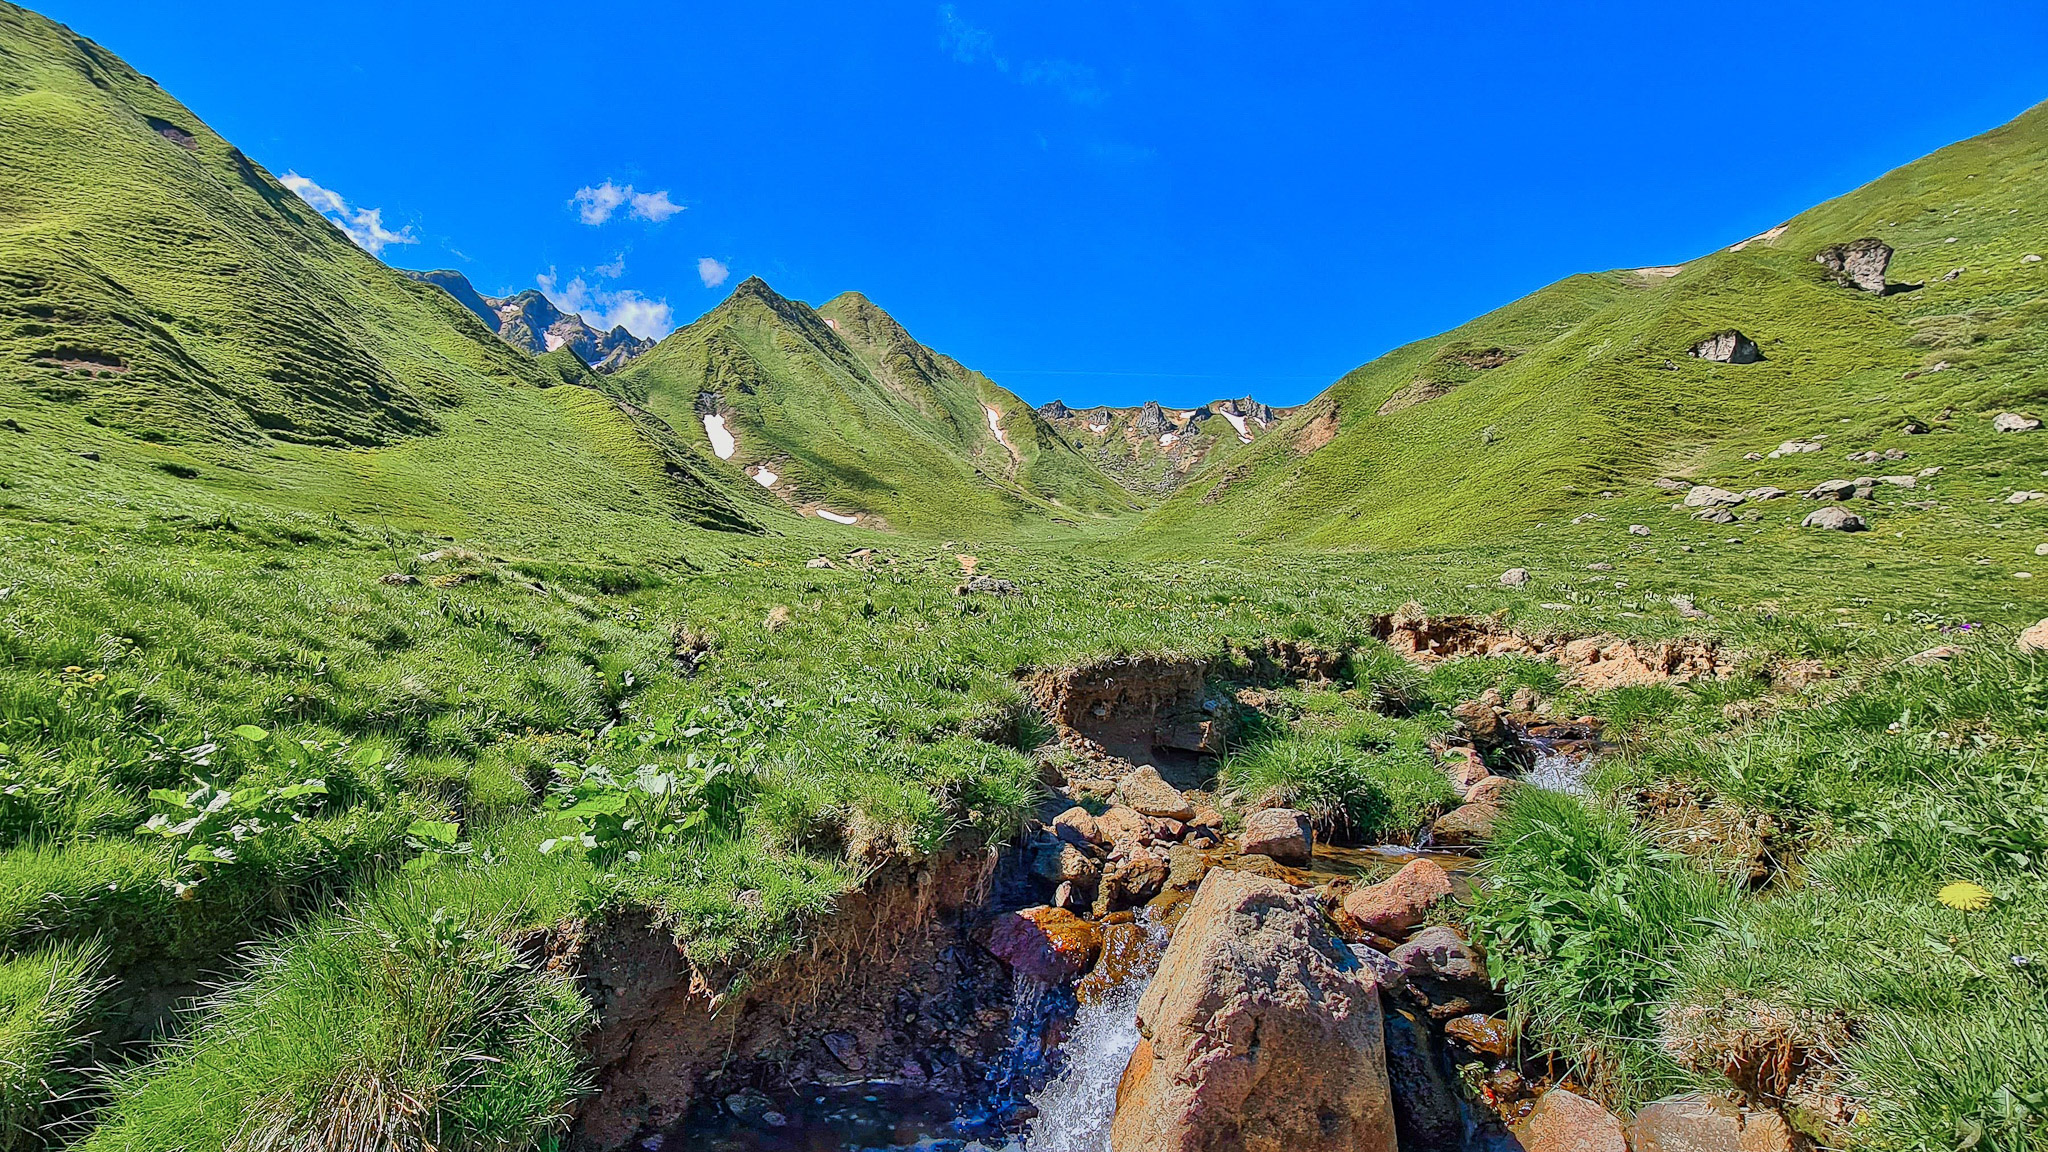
(1, 941, 106, 1150)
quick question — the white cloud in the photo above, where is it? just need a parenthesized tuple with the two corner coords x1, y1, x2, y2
(537, 268, 676, 340)
(279, 171, 417, 255)
(939, 4, 1005, 68)
(630, 189, 684, 222)
(593, 252, 627, 279)
(697, 257, 730, 288)
(572, 180, 684, 225)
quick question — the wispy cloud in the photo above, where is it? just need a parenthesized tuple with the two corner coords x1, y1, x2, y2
(697, 257, 730, 288)
(937, 6, 1107, 105)
(279, 171, 417, 255)
(593, 252, 627, 279)
(939, 4, 1004, 67)
(537, 268, 675, 340)
(571, 181, 686, 225)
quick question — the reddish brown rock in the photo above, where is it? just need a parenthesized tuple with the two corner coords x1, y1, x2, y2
(1342, 858, 1453, 938)
(1189, 806, 1226, 830)
(1033, 840, 1102, 888)
(1116, 766, 1197, 821)
(1078, 921, 1163, 1005)
(1442, 1013, 1514, 1059)
(1513, 1088, 1629, 1152)
(1053, 806, 1105, 847)
(1111, 870, 1395, 1152)
(1463, 775, 1522, 807)
(1431, 802, 1501, 846)
(987, 906, 1101, 982)
(1097, 846, 1170, 912)
(1630, 1093, 1802, 1152)
(1238, 807, 1314, 864)
(1096, 805, 1153, 846)
(1446, 754, 1492, 796)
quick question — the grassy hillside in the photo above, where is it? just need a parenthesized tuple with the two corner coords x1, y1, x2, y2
(608, 278, 1137, 535)
(1139, 100, 2048, 556)
(0, 1, 755, 563)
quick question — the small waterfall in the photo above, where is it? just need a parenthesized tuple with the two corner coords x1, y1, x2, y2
(1014, 918, 1168, 1152)
(1522, 742, 1589, 794)
(1015, 976, 1146, 1152)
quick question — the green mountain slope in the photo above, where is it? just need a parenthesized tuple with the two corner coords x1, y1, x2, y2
(608, 278, 1137, 533)
(0, 1, 753, 558)
(1140, 100, 2048, 549)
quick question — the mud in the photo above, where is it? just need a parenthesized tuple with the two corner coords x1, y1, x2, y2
(1024, 654, 1223, 780)
(1373, 602, 1746, 689)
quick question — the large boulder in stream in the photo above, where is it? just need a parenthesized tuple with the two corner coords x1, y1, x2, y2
(1111, 870, 1396, 1152)
(1342, 858, 1453, 939)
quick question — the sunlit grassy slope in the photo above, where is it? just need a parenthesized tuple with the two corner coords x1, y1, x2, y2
(0, 1, 756, 564)
(1140, 100, 2048, 552)
(607, 280, 1136, 536)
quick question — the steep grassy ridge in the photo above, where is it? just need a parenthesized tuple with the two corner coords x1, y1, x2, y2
(1141, 101, 2048, 551)
(610, 278, 1135, 534)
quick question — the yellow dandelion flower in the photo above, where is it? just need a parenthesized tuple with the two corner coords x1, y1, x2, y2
(62, 665, 83, 674)
(1937, 881, 1993, 911)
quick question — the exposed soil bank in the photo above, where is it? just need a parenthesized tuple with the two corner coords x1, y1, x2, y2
(570, 849, 1029, 1150)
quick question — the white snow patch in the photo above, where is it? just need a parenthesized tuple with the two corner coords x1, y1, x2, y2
(1087, 422, 1109, 434)
(816, 508, 858, 525)
(751, 467, 778, 488)
(544, 332, 568, 352)
(824, 317, 839, 330)
(702, 414, 736, 460)
(1158, 433, 1179, 447)
(983, 405, 1011, 448)
(1217, 410, 1251, 442)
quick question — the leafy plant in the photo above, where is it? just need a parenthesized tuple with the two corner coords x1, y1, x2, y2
(539, 760, 744, 867)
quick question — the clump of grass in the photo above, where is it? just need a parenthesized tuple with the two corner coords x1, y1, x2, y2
(1219, 731, 1452, 843)
(0, 941, 108, 1150)
(1467, 787, 1735, 1107)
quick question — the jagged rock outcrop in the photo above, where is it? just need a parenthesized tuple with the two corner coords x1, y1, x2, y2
(1111, 870, 1396, 1152)
(1039, 399, 1075, 421)
(1814, 238, 1893, 293)
(1690, 330, 1763, 364)
(1133, 400, 1171, 435)
(1219, 396, 1277, 424)
(403, 271, 655, 372)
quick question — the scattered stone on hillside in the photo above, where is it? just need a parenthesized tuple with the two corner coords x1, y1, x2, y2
(1630, 1093, 1801, 1152)
(1344, 859, 1453, 939)
(987, 906, 1101, 982)
(1942, 268, 1964, 281)
(1111, 870, 1397, 1152)
(1499, 567, 1530, 587)
(1430, 802, 1500, 846)
(78, 450, 100, 461)
(1919, 466, 1943, 478)
(378, 572, 417, 586)
(1514, 1089, 1630, 1152)
(955, 574, 1018, 595)
(2006, 491, 2046, 505)
(1652, 478, 1690, 491)
(1743, 451, 1764, 460)
(2019, 620, 2048, 652)
(1802, 507, 1867, 532)
(1238, 808, 1313, 864)
(1684, 485, 1744, 508)
(1590, 561, 1615, 569)
(0, 419, 22, 433)
(1995, 412, 2041, 432)
(1768, 439, 1822, 458)
(2037, 542, 2048, 556)
(764, 605, 792, 631)
(2026, 254, 2044, 264)
(805, 557, 832, 569)
(1805, 478, 1873, 500)
(1877, 475, 1917, 488)
(1692, 508, 1737, 525)
(1115, 766, 1196, 821)
(1901, 417, 1930, 433)
(1629, 525, 1650, 537)
(1690, 330, 1763, 364)
(1813, 238, 1893, 293)
(1904, 645, 1962, 666)
(1742, 487, 1788, 501)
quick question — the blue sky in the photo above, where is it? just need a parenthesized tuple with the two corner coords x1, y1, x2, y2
(37, 1, 2048, 407)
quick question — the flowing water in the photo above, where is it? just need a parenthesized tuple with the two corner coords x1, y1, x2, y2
(1521, 742, 1591, 794)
